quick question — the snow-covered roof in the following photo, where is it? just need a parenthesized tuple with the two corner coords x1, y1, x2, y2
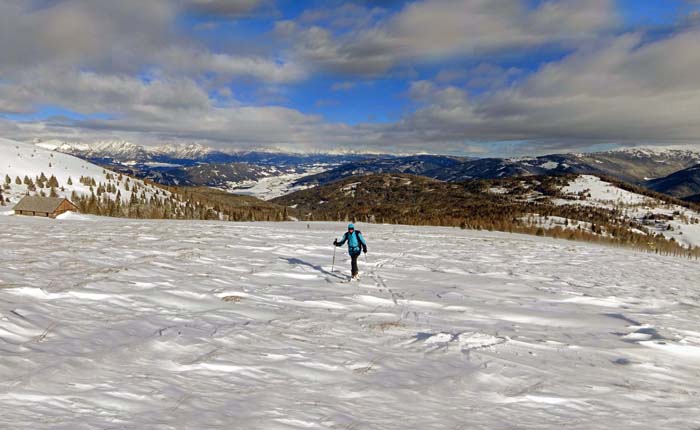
(13, 195, 75, 213)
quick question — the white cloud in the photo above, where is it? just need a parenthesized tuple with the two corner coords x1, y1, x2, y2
(182, 0, 276, 18)
(280, 0, 618, 76)
(6, 28, 700, 154)
(0, 0, 300, 84)
(373, 29, 700, 151)
(0, 0, 176, 76)
(0, 66, 372, 152)
(3, 0, 700, 155)
(436, 64, 523, 89)
(157, 47, 307, 83)
(331, 81, 357, 91)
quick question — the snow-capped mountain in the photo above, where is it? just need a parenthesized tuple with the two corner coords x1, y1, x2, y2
(29, 139, 383, 198)
(32, 138, 223, 166)
(609, 146, 700, 160)
(30, 138, 700, 202)
(436, 149, 700, 184)
(149, 143, 216, 159)
(293, 155, 468, 187)
(33, 138, 150, 161)
(33, 138, 91, 152)
(296, 149, 700, 188)
(33, 139, 381, 167)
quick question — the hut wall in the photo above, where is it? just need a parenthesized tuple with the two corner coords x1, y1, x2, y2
(51, 200, 78, 218)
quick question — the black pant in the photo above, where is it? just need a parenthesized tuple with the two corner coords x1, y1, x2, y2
(350, 253, 360, 277)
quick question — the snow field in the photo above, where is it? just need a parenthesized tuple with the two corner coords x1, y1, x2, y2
(560, 175, 654, 206)
(1, 217, 700, 429)
(224, 166, 326, 201)
(554, 175, 700, 247)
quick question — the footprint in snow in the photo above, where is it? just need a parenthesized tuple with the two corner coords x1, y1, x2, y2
(404, 331, 507, 352)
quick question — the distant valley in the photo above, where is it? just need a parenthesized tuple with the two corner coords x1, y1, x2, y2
(31, 139, 700, 202)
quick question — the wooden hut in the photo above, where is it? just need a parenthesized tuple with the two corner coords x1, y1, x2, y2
(13, 196, 78, 218)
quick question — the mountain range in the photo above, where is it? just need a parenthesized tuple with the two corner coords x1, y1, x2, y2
(293, 148, 700, 195)
(6, 136, 700, 255)
(33, 139, 380, 167)
(30, 139, 700, 200)
(645, 164, 700, 199)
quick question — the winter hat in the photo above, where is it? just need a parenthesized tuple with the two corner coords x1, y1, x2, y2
(348, 223, 355, 229)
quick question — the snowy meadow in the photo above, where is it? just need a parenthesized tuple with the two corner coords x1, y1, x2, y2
(1, 216, 700, 429)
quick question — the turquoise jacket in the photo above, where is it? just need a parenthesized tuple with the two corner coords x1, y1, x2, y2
(336, 230, 367, 256)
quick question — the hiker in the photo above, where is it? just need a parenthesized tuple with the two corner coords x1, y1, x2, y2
(334, 223, 367, 279)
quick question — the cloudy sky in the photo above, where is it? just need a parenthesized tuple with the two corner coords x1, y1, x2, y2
(1, 0, 700, 156)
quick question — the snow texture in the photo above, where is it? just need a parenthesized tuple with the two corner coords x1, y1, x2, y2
(2, 217, 700, 429)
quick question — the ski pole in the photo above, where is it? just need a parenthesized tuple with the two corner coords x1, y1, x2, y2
(332, 244, 337, 272)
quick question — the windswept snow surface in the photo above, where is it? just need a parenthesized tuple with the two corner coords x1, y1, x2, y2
(2, 217, 700, 429)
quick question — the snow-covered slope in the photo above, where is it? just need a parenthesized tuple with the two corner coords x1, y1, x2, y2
(0, 137, 170, 207)
(554, 175, 700, 248)
(558, 175, 654, 206)
(1, 218, 699, 428)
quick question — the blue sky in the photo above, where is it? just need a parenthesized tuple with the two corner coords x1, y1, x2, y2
(1, 0, 700, 155)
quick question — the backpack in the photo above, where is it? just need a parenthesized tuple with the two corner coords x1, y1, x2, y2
(347, 230, 362, 254)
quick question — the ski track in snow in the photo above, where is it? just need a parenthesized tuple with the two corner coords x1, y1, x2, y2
(1, 217, 700, 429)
